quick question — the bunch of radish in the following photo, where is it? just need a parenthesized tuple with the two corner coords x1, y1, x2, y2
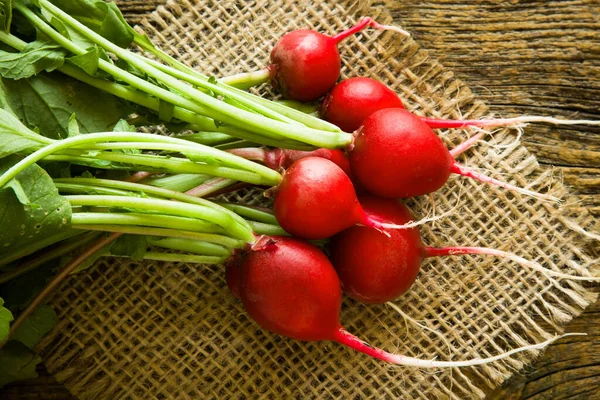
(4, 0, 599, 375)
(215, 18, 600, 368)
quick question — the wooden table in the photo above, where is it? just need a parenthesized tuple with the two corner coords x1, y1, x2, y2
(3, 1, 599, 398)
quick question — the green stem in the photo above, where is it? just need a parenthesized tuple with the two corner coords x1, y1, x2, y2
(146, 237, 232, 257)
(220, 68, 272, 89)
(112, 252, 227, 265)
(35, 0, 352, 148)
(0, 232, 99, 284)
(70, 212, 225, 235)
(0, 229, 82, 267)
(66, 194, 253, 242)
(247, 221, 288, 236)
(140, 173, 210, 192)
(0, 131, 282, 188)
(46, 152, 269, 185)
(72, 224, 245, 248)
(216, 202, 279, 225)
(55, 183, 133, 196)
(133, 35, 341, 133)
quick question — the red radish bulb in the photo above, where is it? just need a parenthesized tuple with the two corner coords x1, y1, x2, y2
(269, 18, 410, 101)
(350, 108, 455, 198)
(320, 77, 405, 132)
(273, 157, 399, 240)
(329, 195, 423, 303)
(236, 235, 577, 367)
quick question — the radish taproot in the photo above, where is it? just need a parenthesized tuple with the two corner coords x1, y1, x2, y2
(269, 18, 409, 101)
(330, 195, 600, 304)
(349, 108, 559, 200)
(272, 157, 402, 240)
(321, 76, 600, 131)
(235, 235, 583, 367)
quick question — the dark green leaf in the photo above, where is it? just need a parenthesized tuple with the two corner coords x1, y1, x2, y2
(11, 305, 57, 348)
(0, 40, 66, 80)
(2, 72, 134, 139)
(158, 99, 174, 122)
(110, 235, 147, 261)
(112, 119, 135, 132)
(0, 159, 72, 258)
(0, 340, 41, 388)
(0, 298, 13, 343)
(0, 259, 56, 311)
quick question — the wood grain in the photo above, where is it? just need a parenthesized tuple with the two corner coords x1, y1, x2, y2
(2, 0, 599, 399)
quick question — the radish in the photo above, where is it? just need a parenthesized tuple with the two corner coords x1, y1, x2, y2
(269, 18, 409, 102)
(236, 235, 583, 367)
(321, 77, 600, 131)
(272, 157, 401, 240)
(320, 77, 405, 132)
(330, 195, 600, 304)
(349, 108, 559, 200)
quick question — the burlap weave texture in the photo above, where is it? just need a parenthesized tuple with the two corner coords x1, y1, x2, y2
(38, 0, 600, 398)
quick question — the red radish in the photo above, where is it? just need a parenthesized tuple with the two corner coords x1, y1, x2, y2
(269, 18, 409, 101)
(329, 195, 423, 303)
(227, 147, 353, 178)
(321, 77, 600, 131)
(272, 157, 400, 240)
(236, 235, 582, 367)
(330, 195, 600, 304)
(320, 77, 405, 132)
(349, 108, 559, 200)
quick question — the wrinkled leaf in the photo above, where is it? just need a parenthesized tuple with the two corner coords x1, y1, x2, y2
(0, 40, 67, 80)
(0, 340, 41, 388)
(0, 298, 13, 343)
(0, 159, 72, 258)
(11, 305, 58, 348)
(2, 72, 133, 139)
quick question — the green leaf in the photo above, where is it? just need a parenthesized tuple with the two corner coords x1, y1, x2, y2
(0, 259, 56, 311)
(112, 119, 136, 133)
(0, 298, 13, 343)
(11, 305, 57, 348)
(158, 99, 174, 122)
(67, 113, 80, 137)
(110, 235, 147, 261)
(0, 40, 67, 80)
(67, 45, 101, 76)
(0, 340, 41, 388)
(0, 0, 11, 33)
(2, 72, 134, 139)
(0, 107, 47, 159)
(69, 244, 108, 273)
(47, 0, 134, 48)
(0, 159, 72, 258)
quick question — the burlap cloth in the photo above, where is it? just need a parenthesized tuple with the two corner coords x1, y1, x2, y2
(37, 0, 600, 398)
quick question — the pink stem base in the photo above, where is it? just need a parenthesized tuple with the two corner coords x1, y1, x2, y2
(331, 17, 410, 44)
